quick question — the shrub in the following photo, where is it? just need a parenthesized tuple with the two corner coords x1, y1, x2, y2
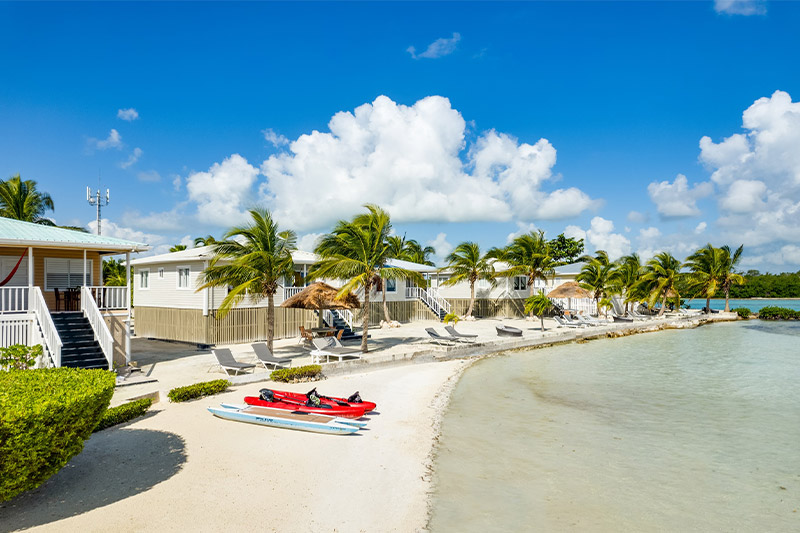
(270, 364, 323, 383)
(0, 368, 116, 502)
(167, 379, 231, 403)
(732, 307, 752, 319)
(94, 398, 153, 432)
(0, 344, 43, 371)
(443, 312, 460, 325)
(758, 306, 800, 320)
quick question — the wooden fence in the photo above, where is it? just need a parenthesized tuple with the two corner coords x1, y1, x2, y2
(446, 298, 528, 318)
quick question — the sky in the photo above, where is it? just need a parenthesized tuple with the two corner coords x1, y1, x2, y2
(2, 0, 800, 272)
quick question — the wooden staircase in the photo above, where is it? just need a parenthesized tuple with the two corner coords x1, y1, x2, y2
(51, 312, 108, 369)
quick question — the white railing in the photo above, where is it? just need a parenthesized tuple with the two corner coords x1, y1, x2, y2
(321, 309, 355, 331)
(548, 296, 596, 317)
(87, 286, 128, 310)
(0, 286, 29, 314)
(81, 287, 114, 369)
(30, 287, 62, 368)
(0, 314, 33, 347)
(407, 286, 451, 317)
(284, 286, 305, 299)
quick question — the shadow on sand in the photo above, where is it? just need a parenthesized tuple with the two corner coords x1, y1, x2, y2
(0, 428, 187, 530)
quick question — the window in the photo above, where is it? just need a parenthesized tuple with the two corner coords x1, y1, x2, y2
(513, 276, 527, 291)
(158, 268, 164, 279)
(139, 269, 149, 289)
(45, 258, 93, 290)
(477, 279, 491, 289)
(0, 256, 28, 287)
(177, 267, 190, 289)
(385, 279, 396, 292)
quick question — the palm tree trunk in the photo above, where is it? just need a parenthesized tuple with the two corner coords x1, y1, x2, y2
(596, 292, 602, 316)
(382, 286, 391, 322)
(361, 288, 370, 353)
(267, 292, 275, 352)
(724, 287, 730, 312)
(705, 296, 711, 314)
(658, 293, 667, 316)
(528, 277, 535, 317)
(466, 281, 475, 318)
(540, 316, 545, 331)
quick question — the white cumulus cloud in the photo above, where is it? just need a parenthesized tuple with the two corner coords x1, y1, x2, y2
(427, 232, 453, 266)
(187, 153, 260, 226)
(647, 174, 713, 218)
(263, 128, 289, 148)
(407, 32, 461, 59)
(120, 147, 142, 169)
(117, 108, 139, 121)
(714, 0, 766, 15)
(695, 221, 707, 234)
(89, 129, 123, 150)
(297, 232, 323, 253)
(585, 216, 631, 260)
(87, 219, 163, 245)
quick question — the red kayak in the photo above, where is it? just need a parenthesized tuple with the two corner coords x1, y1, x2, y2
(272, 388, 377, 413)
(244, 392, 366, 419)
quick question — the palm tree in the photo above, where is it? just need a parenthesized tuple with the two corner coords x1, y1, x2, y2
(491, 230, 557, 307)
(684, 244, 722, 314)
(198, 208, 296, 351)
(635, 252, 682, 315)
(0, 174, 55, 225)
(577, 250, 615, 316)
(524, 293, 554, 331)
(719, 245, 745, 312)
(404, 240, 436, 266)
(310, 205, 421, 353)
(169, 244, 187, 252)
(103, 258, 128, 286)
(441, 242, 495, 318)
(609, 253, 642, 314)
(194, 235, 218, 247)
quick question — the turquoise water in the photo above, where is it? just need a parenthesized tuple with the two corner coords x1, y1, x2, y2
(685, 298, 800, 312)
(429, 321, 800, 532)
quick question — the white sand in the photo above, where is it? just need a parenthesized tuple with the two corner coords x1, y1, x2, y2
(0, 360, 468, 532)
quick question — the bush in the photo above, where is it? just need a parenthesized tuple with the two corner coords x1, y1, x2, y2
(758, 306, 800, 320)
(0, 368, 116, 502)
(167, 379, 231, 403)
(270, 364, 323, 383)
(732, 307, 752, 319)
(0, 344, 43, 371)
(94, 398, 153, 432)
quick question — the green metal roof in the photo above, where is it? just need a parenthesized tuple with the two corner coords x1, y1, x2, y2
(0, 216, 150, 253)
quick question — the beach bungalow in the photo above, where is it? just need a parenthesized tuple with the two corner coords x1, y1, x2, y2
(130, 247, 441, 346)
(0, 216, 150, 369)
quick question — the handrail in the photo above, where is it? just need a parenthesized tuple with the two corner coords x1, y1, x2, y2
(321, 309, 355, 331)
(406, 286, 451, 316)
(0, 286, 29, 314)
(284, 286, 305, 299)
(86, 286, 128, 310)
(30, 287, 62, 367)
(81, 286, 114, 369)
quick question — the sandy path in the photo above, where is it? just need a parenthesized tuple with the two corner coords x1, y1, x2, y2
(0, 360, 466, 533)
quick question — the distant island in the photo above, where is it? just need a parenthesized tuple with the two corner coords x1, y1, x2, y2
(722, 271, 800, 298)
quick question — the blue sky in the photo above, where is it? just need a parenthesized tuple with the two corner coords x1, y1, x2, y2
(2, 0, 800, 271)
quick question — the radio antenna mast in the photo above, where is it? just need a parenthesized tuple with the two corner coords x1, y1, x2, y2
(87, 179, 110, 235)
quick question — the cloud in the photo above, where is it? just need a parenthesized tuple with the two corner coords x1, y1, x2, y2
(120, 147, 142, 169)
(258, 95, 597, 231)
(564, 225, 586, 242)
(121, 207, 187, 232)
(639, 226, 661, 240)
(137, 170, 161, 182)
(585, 216, 631, 260)
(297, 232, 323, 252)
(187, 153, 259, 226)
(719, 179, 767, 213)
(647, 174, 713, 218)
(506, 222, 538, 244)
(427, 232, 453, 265)
(263, 128, 289, 148)
(695, 221, 707, 234)
(87, 219, 164, 246)
(627, 210, 648, 224)
(172, 175, 182, 191)
(407, 32, 461, 59)
(88, 129, 123, 150)
(117, 108, 139, 121)
(714, 0, 766, 15)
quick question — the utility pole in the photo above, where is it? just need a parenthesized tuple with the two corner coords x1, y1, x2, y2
(87, 186, 110, 235)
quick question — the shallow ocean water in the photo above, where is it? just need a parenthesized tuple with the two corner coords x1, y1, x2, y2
(428, 321, 800, 532)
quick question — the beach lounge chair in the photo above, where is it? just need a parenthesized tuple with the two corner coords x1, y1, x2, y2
(426, 327, 459, 346)
(612, 313, 634, 323)
(211, 348, 256, 375)
(250, 343, 292, 370)
(310, 337, 362, 364)
(574, 314, 603, 326)
(444, 325, 478, 342)
(554, 316, 584, 328)
(495, 325, 523, 337)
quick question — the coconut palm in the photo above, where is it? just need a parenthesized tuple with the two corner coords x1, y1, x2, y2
(310, 205, 421, 353)
(441, 242, 495, 318)
(194, 235, 217, 247)
(524, 293, 555, 331)
(0, 174, 55, 225)
(719, 245, 745, 312)
(198, 208, 296, 351)
(634, 252, 682, 315)
(577, 250, 615, 316)
(103, 258, 128, 286)
(169, 244, 187, 252)
(609, 253, 642, 314)
(387, 235, 436, 266)
(684, 244, 723, 314)
(491, 230, 557, 304)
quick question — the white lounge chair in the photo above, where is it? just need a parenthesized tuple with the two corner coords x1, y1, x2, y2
(554, 316, 584, 328)
(251, 343, 292, 370)
(310, 337, 362, 364)
(211, 348, 256, 375)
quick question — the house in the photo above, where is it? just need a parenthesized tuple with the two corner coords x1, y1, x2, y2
(130, 247, 441, 346)
(0, 216, 150, 369)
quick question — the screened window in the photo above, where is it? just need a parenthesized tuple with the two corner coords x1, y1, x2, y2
(386, 279, 397, 292)
(513, 276, 527, 291)
(140, 269, 149, 289)
(44, 258, 93, 290)
(177, 267, 190, 289)
(0, 256, 29, 287)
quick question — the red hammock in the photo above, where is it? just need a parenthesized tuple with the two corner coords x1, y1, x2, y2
(0, 250, 27, 287)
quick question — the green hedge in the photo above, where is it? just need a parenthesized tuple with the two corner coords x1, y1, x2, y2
(0, 344, 43, 371)
(758, 306, 800, 320)
(270, 364, 323, 383)
(167, 379, 231, 402)
(94, 398, 153, 432)
(0, 368, 116, 502)
(731, 307, 752, 319)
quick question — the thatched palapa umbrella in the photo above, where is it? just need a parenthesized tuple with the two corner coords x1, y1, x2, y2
(281, 282, 361, 327)
(547, 281, 593, 313)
